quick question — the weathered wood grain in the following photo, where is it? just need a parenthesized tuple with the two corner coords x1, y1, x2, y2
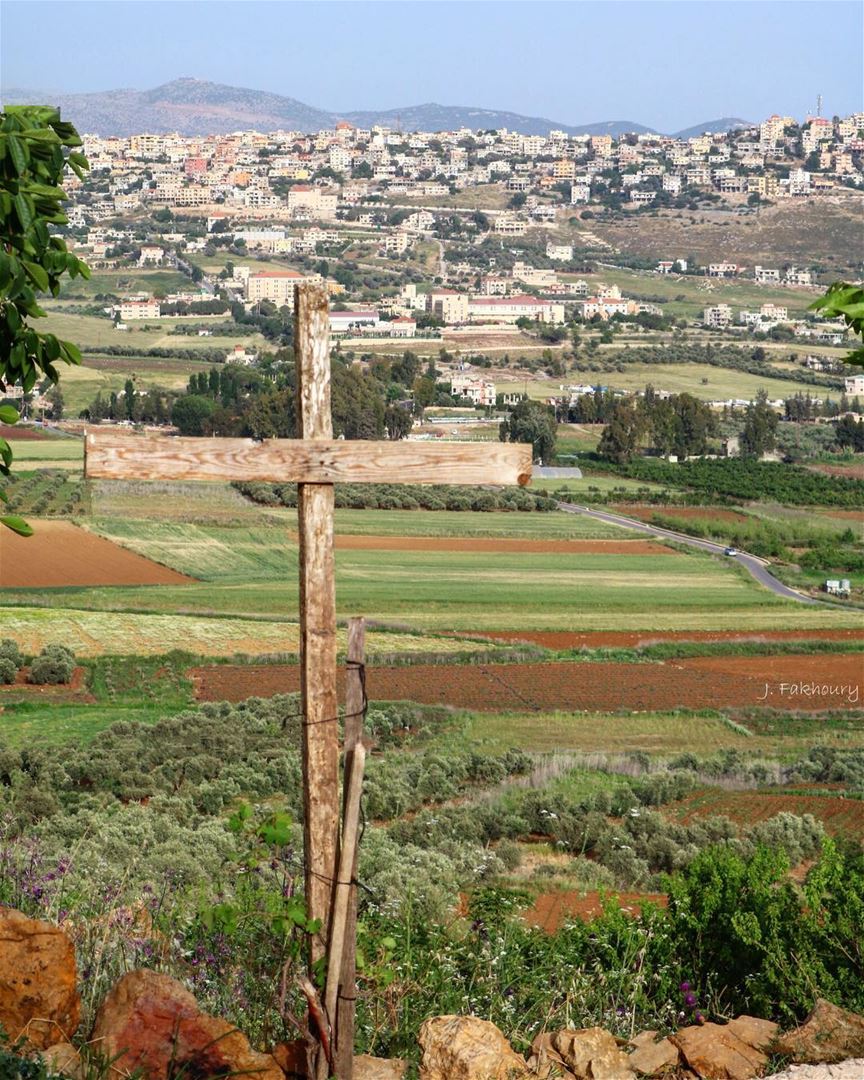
(296, 284, 340, 980)
(84, 433, 532, 486)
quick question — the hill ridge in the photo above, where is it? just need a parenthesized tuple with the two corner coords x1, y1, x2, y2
(1, 77, 747, 139)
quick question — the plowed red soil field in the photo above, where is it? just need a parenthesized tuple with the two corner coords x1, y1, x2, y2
(0, 424, 50, 440)
(0, 666, 93, 702)
(819, 509, 864, 522)
(0, 521, 193, 588)
(191, 653, 862, 712)
(335, 535, 674, 555)
(458, 629, 864, 649)
(612, 505, 749, 523)
(670, 788, 864, 837)
(523, 891, 668, 932)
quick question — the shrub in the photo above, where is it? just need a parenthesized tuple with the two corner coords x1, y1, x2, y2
(29, 645, 76, 685)
(0, 639, 23, 669)
(0, 659, 18, 685)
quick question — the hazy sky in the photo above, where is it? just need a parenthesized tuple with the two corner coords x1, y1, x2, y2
(2, 1, 862, 131)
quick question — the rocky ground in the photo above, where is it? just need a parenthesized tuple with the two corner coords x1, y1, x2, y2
(5, 906, 864, 1080)
(770, 1063, 864, 1080)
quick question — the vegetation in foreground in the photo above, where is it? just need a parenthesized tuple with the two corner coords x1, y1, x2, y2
(2, 689, 862, 1070)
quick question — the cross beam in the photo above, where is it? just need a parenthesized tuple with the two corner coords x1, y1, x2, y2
(84, 433, 532, 486)
(83, 282, 533, 1077)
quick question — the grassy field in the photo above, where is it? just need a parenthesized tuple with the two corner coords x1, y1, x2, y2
(61, 267, 193, 300)
(42, 308, 269, 353)
(0, 604, 497, 658)
(566, 267, 818, 321)
(467, 709, 864, 757)
(5, 438, 84, 472)
(501, 363, 828, 402)
(42, 358, 219, 415)
(5, 438, 84, 462)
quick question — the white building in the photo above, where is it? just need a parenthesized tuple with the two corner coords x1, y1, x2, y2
(467, 295, 565, 324)
(703, 304, 733, 328)
(546, 243, 573, 262)
(450, 374, 496, 407)
(754, 266, 781, 284)
(137, 245, 165, 266)
(247, 270, 304, 306)
(329, 309, 380, 333)
(119, 298, 161, 320)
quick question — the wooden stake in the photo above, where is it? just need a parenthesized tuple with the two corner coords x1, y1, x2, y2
(335, 618, 366, 1080)
(320, 741, 366, 1080)
(296, 283, 340, 975)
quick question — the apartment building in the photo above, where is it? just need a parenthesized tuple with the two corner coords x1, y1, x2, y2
(493, 216, 527, 236)
(703, 304, 733, 328)
(286, 186, 338, 220)
(119, 299, 161, 320)
(466, 295, 564, 324)
(707, 262, 741, 278)
(428, 289, 470, 324)
(246, 269, 315, 306)
(546, 243, 573, 262)
(754, 266, 781, 284)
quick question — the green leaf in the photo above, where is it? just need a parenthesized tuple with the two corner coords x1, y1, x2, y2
(7, 134, 28, 174)
(1, 514, 33, 537)
(13, 193, 34, 230)
(23, 261, 50, 292)
(0, 405, 19, 424)
(60, 340, 82, 364)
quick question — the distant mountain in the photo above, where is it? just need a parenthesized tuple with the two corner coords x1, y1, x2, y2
(1, 79, 747, 140)
(673, 117, 753, 139)
(0, 78, 334, 137)
(0, 78, 659, 138)
(338, 104, 655, 139)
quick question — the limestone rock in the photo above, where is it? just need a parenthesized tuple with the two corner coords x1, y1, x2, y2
(626, 1030, 680, 1076)
(90, 969, 283, 1080)
(355, 1054, 408, 1079)
(725, 1016, 779, 1054)
(419, 1015, 530, 1079)
(774, 999, 864, 1065)
(0, 907, 81, 1050)
(38, 1041, 82, 1079)
(671, 1022, 767, 1080)
(529, 1028, 635, 1079)
(525, 1032, 576, 1078)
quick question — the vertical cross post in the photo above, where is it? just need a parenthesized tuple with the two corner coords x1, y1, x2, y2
(295, 283, 340, 980)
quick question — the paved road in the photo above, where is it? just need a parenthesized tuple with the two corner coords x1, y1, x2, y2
(557, 501, 822, 605)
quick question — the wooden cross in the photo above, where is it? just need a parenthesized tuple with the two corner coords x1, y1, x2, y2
(85, 283, 532, 1077)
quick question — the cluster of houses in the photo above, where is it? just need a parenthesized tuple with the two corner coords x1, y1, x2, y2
(73, 111, 863, 223)
(703, 300, 847, 339)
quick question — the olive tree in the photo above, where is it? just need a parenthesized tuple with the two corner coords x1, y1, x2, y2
(1, 104, 90, 534)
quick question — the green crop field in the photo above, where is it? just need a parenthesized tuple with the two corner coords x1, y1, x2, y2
(5, 439, 83, 462)
(2, 515, 849, 635)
